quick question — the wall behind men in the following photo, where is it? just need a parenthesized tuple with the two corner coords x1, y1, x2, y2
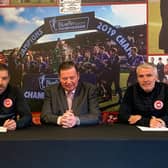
(0, 0, 148, 112)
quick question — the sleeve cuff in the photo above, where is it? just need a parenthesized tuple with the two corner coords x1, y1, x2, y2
(76, 117, 80, 125)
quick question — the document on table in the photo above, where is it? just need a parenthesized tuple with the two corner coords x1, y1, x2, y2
(0, 127, 7, 133)
(137, 126, 168, 131)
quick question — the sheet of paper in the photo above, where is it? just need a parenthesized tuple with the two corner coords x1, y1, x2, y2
(0, 126, 7, 133)
(137, 126, 168, 131)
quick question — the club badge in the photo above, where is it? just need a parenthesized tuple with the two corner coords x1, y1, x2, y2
(3, 98, 13, 108)
(154, 100, 163, 110)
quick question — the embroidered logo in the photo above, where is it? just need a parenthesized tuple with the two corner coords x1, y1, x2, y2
(154, 100, 163, 110)
(3, 98, 13, 108)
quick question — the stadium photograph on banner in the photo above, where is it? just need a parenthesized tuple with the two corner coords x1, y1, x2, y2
(0, 3, 146, 112)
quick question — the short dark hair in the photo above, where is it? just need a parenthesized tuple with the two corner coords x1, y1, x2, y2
(131, 46, 138, 52)
(0, 63, 9, 74)
(111, 47, 118, 53)
(58, 61, 79, 74)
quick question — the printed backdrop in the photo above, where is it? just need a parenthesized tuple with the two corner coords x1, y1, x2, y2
(0, 0, 149, 114)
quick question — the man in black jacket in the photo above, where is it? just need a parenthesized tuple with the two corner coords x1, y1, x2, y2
(0, 63, 32, 130)
(119, 63, 168, 128)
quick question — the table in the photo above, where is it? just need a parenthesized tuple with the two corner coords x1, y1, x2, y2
(0, 124, 168, 168)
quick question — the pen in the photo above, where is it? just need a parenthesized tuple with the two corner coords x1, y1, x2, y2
(152, 116, 166, 128)
(9, 115, 15, 120)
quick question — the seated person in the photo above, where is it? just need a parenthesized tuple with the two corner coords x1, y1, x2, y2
(40, 61, 100, 128)
(119, 63, 168, 128)
(0, 63, 32, 131)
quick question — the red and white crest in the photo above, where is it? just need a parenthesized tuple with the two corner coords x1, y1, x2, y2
(154, 100, 164, 110)
(3, 98, 13, 108)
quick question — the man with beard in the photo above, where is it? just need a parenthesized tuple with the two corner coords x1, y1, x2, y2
(0, 63, 32, 131)
(119, 63, 168, 128)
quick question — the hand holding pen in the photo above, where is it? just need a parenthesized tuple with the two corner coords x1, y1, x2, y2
(150, 116, 166, 128)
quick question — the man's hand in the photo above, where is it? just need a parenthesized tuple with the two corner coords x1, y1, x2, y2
(60, 110, 77, 128)
(3, 119, 16, 131)
(150, 117, 166, 128)
(128, 115, 142, 124)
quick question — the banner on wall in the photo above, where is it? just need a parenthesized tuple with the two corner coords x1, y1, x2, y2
(19, 12, 132, 59)
(18, 11, 135, 110)
(23, 74, 59, 100)
(44, 12, 95, 33)
(22, 73, 97, 100)
(0, 5, 146, 111)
